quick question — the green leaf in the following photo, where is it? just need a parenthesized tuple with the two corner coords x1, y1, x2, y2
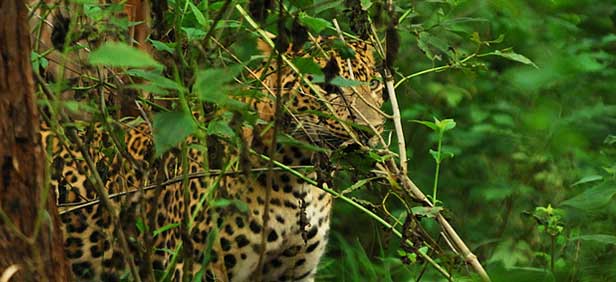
(330, 76, 365, 87)
(135, 218, 145, 233)
(435, 118, 456, 132)
(182, 27, 206, 41)
(188, 1, 207, 27)
(489, 50, 538, 68)
(89, 42, 162, 69)
(571, 234, 616, 245)
(277, 133, 328, 153)
(61, 100, 97, 114)
(411, 206, 443, 218)
(210, 198, 248, 212)
(298, 12, 332, 33)
(207, 120, 236, 138)
(152, 111, 197, 156)
(153, 223, 180, 237)
(149, 39, 175, 54)
(561, 181, 616, 210)
(412, 120, 438, 131)
(31, 51, 48, 70)
(360, 0, 372, 10)
(195, 66, 242, 104)
(293, 57, 322, 75)
(126, 69, 182, 91)
(429, 149, 439, 162)
(332, 40, 356, 59)
(571, 175, 603, 187)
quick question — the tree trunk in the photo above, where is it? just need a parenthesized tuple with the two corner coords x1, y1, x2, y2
(0, 0, 69, 281)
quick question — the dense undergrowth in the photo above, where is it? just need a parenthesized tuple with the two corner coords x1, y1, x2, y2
(321, 1, 616, 282)
(29, 0, 615, 281)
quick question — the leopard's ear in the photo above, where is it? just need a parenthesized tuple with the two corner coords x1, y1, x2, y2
(256, 31, 276, 56)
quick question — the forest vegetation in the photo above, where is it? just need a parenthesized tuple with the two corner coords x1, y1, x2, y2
(0, 0, 614, 281)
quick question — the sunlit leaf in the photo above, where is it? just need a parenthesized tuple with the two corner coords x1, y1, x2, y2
(571, 175, 603, 187)
(298, 12, 331, 33)
(89, 42, 162, 69)
(488, 50, 538, 68)
(330, 76, 365, 87)
(412, 120, 438, 131)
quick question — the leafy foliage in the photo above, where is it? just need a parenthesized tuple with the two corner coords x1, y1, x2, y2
(30, 0, 615, 281)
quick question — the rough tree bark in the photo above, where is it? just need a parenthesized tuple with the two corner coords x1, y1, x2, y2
(0, 0, 69, 281)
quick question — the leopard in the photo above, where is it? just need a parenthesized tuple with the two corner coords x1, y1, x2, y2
(42, 36, 385, 281)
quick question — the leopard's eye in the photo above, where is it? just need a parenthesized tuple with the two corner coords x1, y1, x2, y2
(369, 78, 381, 90)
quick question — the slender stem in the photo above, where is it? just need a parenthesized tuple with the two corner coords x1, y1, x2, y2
(394, 54, 477, 89)
(432, 132, 443, 203)
(385, 69, 408, 175)
(550, 235, 555, 273)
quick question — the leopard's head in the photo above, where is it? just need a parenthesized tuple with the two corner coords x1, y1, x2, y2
(252, 37, 384, 149)
(291, 39, 385, 148)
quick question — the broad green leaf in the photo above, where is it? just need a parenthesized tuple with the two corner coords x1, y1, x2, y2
(332, 40, 356, 59)
(330, 76, 365, 87)
(418, 32, 449, 55)
(435, 118, 456, 132)
(293, 57, 322, 75)
(412, 120, 438, 131)
(61, 100, 96, 114)
(360, 0, 372, 10)
(489, 50, 538, 68)
(188, 1, 207, 27)
(195, 66, 242, 104)
(207, 120, 236, 138)
(571, 175, 603, 187)
(429, 149, 439, 162)
(298, 12, 332, 33)
(149, 39, 175, 54)
(31, 51, 48, 70)
(411, 206, 443, 218)
(126, 69, 182, 91)
(182, 27, 206, 41)
(89, 42, 162, 69)
(152, 111, 197, 156)
(571, 234, 616, 245)
(561, 181, 616, 209)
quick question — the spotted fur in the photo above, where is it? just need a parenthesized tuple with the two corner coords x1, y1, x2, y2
(43, 38, 384, 281)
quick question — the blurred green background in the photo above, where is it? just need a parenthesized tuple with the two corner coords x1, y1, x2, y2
(319, 1, 616, 281)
